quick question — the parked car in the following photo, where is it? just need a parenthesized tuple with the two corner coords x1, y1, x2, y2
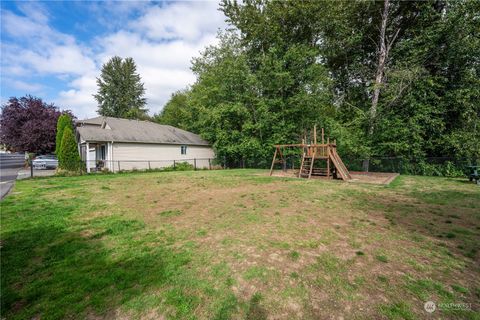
(32, 155, 58, 169)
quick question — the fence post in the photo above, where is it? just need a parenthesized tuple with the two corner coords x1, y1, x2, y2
(148, 161, 151, 170)
(118, 161, 120, 172)
(30, 159, 33, 178)
(194, 158, 197, 170)
(208, 158, 211, 170)
(173, 160, 176, 169)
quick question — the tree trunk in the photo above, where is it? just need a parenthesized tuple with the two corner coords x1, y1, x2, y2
(369, 0, 390, 136)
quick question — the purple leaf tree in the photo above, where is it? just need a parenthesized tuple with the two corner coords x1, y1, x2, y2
(0, 96, 73, 154)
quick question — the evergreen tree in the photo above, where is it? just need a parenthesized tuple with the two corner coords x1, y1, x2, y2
(59, 126, 81, 171)
(55, 114, 72, 162)
(94, 56, 148, 119)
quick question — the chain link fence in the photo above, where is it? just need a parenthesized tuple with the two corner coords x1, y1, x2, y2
(26, 154, 477, 178)
(27, 158, 221, 177)
(342, 156, 475, 177)
(84, 158, 218, 173)
(232, 155, 477, 178)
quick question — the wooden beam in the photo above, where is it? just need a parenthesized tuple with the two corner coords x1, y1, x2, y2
(299, 151, 306, 178)
(269, 147, 278, 176)
(308, 148, 316, 179)
(274, 144, 305, 148)
(274, 143, 338, 148)
(327, 145, 330, 178)
(278, 147, 287, 172)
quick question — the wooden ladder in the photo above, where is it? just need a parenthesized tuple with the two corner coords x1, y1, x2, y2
(298, 150, 316, 179)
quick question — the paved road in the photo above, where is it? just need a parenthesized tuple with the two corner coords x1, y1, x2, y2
(0, 153, 25, 200)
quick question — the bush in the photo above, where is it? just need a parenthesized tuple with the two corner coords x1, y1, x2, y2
(343, 156, 469, 177)
(163, 162, 194, 172)
(414, 161, 465, 177)
(55, 168, 84, 177)
(175, 162, 195, 171)
(59, 126, 82, 172)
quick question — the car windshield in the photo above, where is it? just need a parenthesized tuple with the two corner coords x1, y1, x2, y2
(36, 155, 57, 160)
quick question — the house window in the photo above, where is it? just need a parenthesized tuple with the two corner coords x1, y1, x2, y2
(181, 145, 187, 155)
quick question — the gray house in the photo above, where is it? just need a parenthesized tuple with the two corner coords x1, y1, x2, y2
(75, 117, 214, 172)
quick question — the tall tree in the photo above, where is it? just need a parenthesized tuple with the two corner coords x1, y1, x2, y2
(94, 56, 148, 119)
(59, 126, 81, 171)
(0, 96, 68, 154)
(177, 27, 333, 166)
(369, 0, 399, 136)
(55, 114, 73, 162)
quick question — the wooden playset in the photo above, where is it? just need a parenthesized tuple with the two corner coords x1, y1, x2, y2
(269, 126, 351, 181)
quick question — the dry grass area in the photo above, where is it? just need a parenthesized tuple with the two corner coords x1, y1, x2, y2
(1, 169, 479, 319)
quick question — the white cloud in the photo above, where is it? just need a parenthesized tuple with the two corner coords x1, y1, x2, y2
(16, 1, 50, 24)
(57, 74, 98, 117)
(82, 1, 151, 31)
(11, 45, 96, 76)
(1, 1, 226, 118)
(9, 79, 44, 92)
(0, 60, 30, 77)
(94, 30, 219, 114)
(1, 9, 74, 45)
(99, 31, 209, 70)
(1, 8, 95, 76)
(132, 1, 224, 42)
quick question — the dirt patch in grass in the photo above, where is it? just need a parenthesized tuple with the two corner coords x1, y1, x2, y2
(349, 171, 399, 185)
(268, 169, 399, 185)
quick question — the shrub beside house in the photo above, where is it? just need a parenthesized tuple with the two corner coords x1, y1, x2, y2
(56, 114, 82, 173)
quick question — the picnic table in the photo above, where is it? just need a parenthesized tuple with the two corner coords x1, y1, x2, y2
(467, 165, 479, 185)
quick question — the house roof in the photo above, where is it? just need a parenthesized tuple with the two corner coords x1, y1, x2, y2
(76, 117, 210, 146)
(76, 116, 104, 126)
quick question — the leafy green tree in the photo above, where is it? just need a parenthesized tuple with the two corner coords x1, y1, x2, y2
(153, 90, 193, 130)
(55, 114, 72, 162)
(190, 29, 333, 166)
(59, 126, 81, 171)
(94, 56, 148, 119)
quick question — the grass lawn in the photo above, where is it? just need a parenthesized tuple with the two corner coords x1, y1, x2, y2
(1, 169, 479, 319)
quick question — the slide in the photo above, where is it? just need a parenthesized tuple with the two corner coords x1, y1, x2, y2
(330, 149, 351, 181)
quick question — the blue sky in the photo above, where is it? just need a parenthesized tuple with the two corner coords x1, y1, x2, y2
(1, 1, 225, 118)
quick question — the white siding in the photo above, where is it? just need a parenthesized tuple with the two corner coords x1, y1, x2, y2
(111, 142, 214, 171)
